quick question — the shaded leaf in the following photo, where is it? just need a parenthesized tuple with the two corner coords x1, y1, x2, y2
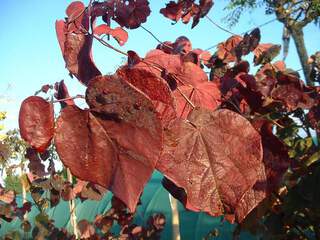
(172, 36, 192, 54)
(127, 50, 142, 68)
(253, 44, 281, 66)
(61, 182, 75, 201)
(55, 20, 101, 86)
(160, 0, 213, 28)
(217, 35, 243, 63)
(113, 0, 151, 29)
(77, 219, 95, 239)
(307, 105, 320, 131)
(235, 28, 261, 60)
(271, 84, 315, 111)
(26, 148, 47, 177)
(50, 189, 60, 208)
(160, 1, 188, 22)
(54, 80, 75, 108)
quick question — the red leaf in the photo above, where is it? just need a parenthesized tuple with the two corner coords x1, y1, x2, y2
(55, 20, 101, 86)
(94, 24, 128, 46)
(56, 75, 163, 211)
(191, 48, 212, 66)
(176, 62, 209, 85)
(86, 76, 163, 211)
(157, 107, 264, 222)
(19, 96, 54, 152)
(55, 20, 66, 54)
(134, 49, 182, 82)
(66, 1, 85, 20)
(117, 67, 177, 126)
(113, 0, 151, 29)
(65, 1, 89, 33)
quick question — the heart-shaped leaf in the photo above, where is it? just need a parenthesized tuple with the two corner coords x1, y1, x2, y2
(157, 107, 264, 222)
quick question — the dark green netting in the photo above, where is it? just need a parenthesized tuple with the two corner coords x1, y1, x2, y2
(0, 172, 258, 239)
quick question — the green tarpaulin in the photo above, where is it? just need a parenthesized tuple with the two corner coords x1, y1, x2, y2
(0, 172, 257, 239)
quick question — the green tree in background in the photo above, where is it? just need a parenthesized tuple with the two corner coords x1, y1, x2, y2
(4, 174, 22, 194)
(225, 0, 320, 85)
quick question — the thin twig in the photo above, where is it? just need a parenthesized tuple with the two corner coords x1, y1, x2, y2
(205, 16, 238, 35)
(91, 32, 128, 56)
(180, 88, 195, 118)
(140, 25, 168, 47)
(52, 95, 85, 103)
(176, 87, 195, 109)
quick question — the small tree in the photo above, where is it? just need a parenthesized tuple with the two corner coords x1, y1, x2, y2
(1, 1, 320, 239)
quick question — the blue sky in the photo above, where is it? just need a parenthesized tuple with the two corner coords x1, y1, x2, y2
(0, 0, 319, 130)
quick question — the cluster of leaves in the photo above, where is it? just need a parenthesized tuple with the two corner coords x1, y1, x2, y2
(1, 148, 166, 240)
(160, 0, 214, 28)
(81, 197, 166, 239)
(3, 0, 319, 239)
(0, 112, 9, 163)
(309, 51, 320, 83)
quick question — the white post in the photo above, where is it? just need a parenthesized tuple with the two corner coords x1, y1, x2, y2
(67, 168, 79, 239)
(169, 195, 181, 240)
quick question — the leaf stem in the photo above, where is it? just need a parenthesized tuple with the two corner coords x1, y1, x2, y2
(52, 95, 84, 104)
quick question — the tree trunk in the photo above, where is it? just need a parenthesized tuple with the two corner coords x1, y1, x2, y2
(289, 27, 312, 86)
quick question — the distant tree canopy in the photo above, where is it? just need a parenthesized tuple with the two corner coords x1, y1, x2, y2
(225, 0, 320, 85)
